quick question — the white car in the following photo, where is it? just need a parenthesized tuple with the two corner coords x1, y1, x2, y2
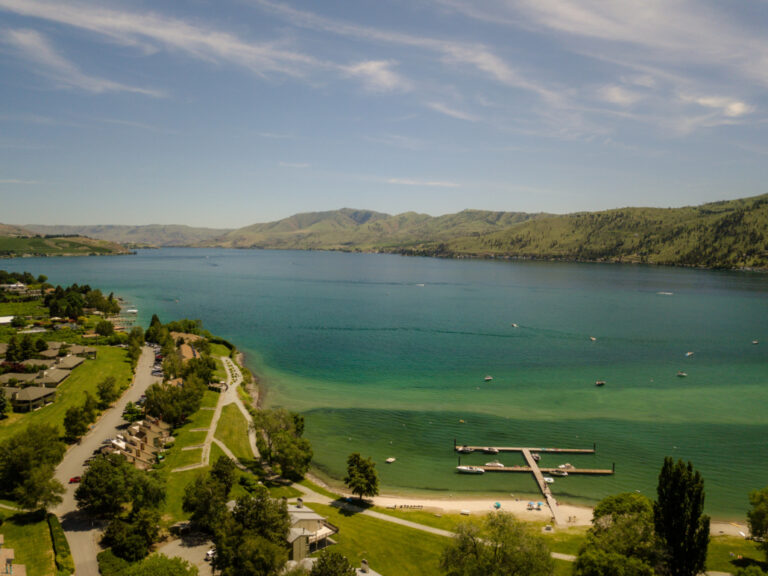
(205, 549, 216, 561)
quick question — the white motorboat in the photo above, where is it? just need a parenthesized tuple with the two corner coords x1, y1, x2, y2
(456, 466, 485, 475)
(484, 460, 505, 468)
(543, 476, 554, 484)
(386, 457, 396, 464)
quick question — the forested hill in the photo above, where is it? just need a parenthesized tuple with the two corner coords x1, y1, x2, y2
(210, 195, 768, 270)
(24, 224, 230, 247)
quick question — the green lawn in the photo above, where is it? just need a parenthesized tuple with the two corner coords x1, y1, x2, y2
(200, 389, 220, 409)
(0, 299, 48, 317)
(165, 448, 203, 470)
(161, 467, 204, 525)
(174, 430, 208, 449)
(372, 507, 466, 532)
(309, 503, 447, 576)
(708, 535, 767, 573)
(0, 346, 131, 438)
(0, 510, 56, 576)
(214, 403, 253, 462)
(541, 526, 588, 556)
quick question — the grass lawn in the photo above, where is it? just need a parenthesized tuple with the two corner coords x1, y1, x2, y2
(174, 430, 208, 449)
(541, 526, 588, 556)
(553, 558, 574, 575)
(214, 403, 253, 462)
(161, 467, 205, 525)
(0, 299, 48, 317)
(299, 478, 341, 501)
(708, 535, 767, 573)
(200, 389, 220, 409)
(372, 507, 465, 532)
(0, 346, 131, 438)
(309, 503, 447, 576)
(0, 510, 56, 576)
(165, 448, 203, 470)
(267, 484, 302, 499)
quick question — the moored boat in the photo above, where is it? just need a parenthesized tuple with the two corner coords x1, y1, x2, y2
(456, 465, 485, 475)
(543, 476, 554, 484)
(485, 460, 505, 468)
(386, 457, 396, 463)
(677, 371, 687, 377)
(532, 453, 541, 462)
(483, 447, 499, 454)
(551, 469, 568, 477)
(457, 445, 474, 454)
(595, 380, 606, 387)
(484, 375, 493, 382)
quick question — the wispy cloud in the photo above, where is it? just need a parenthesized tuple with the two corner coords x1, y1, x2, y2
(278, 161, 310, 168)
(426, 102, 479, 122)
(4, 28, 164, 97)
(387, 178, 460, 188)
(680, 95, 753, 118)
(343, 60, 410, 92)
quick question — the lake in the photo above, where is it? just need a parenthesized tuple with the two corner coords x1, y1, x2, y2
(4, 248, 767, 518)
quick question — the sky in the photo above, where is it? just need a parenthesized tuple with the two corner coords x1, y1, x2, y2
(1, 0, 768, 228)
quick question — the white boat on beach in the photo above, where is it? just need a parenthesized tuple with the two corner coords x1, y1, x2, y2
(456, 465, 485, 475)
(485, 460, 505, 468)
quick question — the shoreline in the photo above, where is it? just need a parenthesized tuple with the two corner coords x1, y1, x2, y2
(236, 349, 753, 534)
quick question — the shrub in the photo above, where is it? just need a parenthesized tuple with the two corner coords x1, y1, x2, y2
(48, 513, 75, 576)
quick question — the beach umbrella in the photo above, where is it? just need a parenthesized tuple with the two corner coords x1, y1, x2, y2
(494, 502, 501, 509)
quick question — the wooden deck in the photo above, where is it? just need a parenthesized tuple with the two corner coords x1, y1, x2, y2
(454, 441, 613, 526)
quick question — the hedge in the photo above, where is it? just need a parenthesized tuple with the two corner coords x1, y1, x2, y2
(47, 513, 75, 576)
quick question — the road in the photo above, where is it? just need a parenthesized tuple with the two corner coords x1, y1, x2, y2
(53, 345, 160, 576)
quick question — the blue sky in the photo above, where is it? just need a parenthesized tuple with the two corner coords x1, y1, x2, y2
(1, 0, 767, 228)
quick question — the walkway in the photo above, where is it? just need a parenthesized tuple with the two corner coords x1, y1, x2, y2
(171, 355, 257, 472)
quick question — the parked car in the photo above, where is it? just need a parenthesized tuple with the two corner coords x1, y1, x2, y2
(69, 476, 81, 484)
(205, 548, 216, 561)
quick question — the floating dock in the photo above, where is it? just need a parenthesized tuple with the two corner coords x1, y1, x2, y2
(454, 440, 614, 526)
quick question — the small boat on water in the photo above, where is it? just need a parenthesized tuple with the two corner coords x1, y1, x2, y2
(543, 476, 554, 484)
(532, 453, 541, 462)
(457, 445, 474, 454)
(595, 380, 606, 387)
(385, 457, 396, 464)
(685, 351, 694, 357)
(677, 371, 688, 377)
(456, 465, 485, 475)
(753, 340, 759, 345)
(485, 460, 505, 468)
(590, 336, 597, 342)
(484, 375, 493, 382)
(483, 447, 499, 454)
(558, 463, 574, 470)
(511, 323, 518, 328)
(551, 469, 568, 477)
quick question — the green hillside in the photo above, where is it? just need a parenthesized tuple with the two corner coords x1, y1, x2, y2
(24, 224, 230, 247)
(0, 231, 132, 258)
(212, 195, 768, 270)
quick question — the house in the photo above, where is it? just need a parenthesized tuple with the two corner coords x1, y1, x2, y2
(36, 368, 70, 388)
(0, 373, 37, 386)
(68, 345, 97, 359)
(287, 500, 339, 561)
(56, 355, 85, 370)
(0, 342, 7, 357)
(0, 282, 26, 293)
(10, 386, 56, 412)
(20, 358, 55, 369)
(0, 534, 28, 576)
(0, 317, 14, 326)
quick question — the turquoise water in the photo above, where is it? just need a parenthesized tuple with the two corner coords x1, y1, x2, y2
(4, 249, 767, 518)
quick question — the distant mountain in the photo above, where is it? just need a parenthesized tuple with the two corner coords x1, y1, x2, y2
(0, 225, 132, 258)
(24, 224, 232, 247)
(210, 195, 768, 270)
(213, 207, 542, 250)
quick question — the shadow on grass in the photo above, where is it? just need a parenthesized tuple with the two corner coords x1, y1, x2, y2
(330, 497, 373, 517)
(731, 556, 768, 572)
(8, 509, 46, 525)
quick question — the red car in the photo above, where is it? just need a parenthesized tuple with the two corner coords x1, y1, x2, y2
(69, 476, 81, 484)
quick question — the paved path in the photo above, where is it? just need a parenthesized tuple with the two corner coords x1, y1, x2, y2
(53, 346, 160, 576)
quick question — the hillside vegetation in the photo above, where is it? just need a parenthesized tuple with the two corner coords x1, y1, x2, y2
(0, 229, 131, 258)
(24, 224, 230, 247)
(209, 195, 768, 270)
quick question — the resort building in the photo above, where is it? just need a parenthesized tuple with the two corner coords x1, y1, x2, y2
(8, 386, 56, 412)
(286, 500, 339, 561)
(0, 534, 27, 576)
(56, 355, 85, 370)
(36, 368, 70, 388)
(67, 345, 97, 358)
(0, 373, 37, 386)
(108, 418, 172, 470)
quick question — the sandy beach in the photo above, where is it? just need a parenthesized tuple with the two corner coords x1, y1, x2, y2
(306, 474, 751, 537)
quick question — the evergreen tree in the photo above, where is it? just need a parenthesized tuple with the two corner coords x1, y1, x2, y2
(747, 487, 768, 559)
(654, 457, 710, 576)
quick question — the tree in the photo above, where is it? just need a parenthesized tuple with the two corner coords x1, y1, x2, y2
(13, 465, 64, 510)
(747, 487, 768, 559)
(34, 337, 48, 352)
(575, 493, 660, 576)
(0, 423, 66, 508)
(654, 457, 710, 576)
(211, 456, 237, 495)
(125, 554, 199, 576)
(182, 474, 229, 533)
(97, 376, 120, 408)
(95, 320, 115, 337)
(76, 454, 134, 517)
(0, 392, 9, 420)
(5, 336, 20, 362)
(63, 405, 89, 442)
(122, 401, 143, 423)
(440, 511, 553, 576)
(254, 408, 313, 479)
(10, 316, 26, 329)
(231, 488, 290, 544)
(344, 453, 379, 501)
(309, 550, 356, 576)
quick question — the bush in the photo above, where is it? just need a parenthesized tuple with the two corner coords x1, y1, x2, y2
(48, 513, 75, 576)
(97, 549, 131, 576)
